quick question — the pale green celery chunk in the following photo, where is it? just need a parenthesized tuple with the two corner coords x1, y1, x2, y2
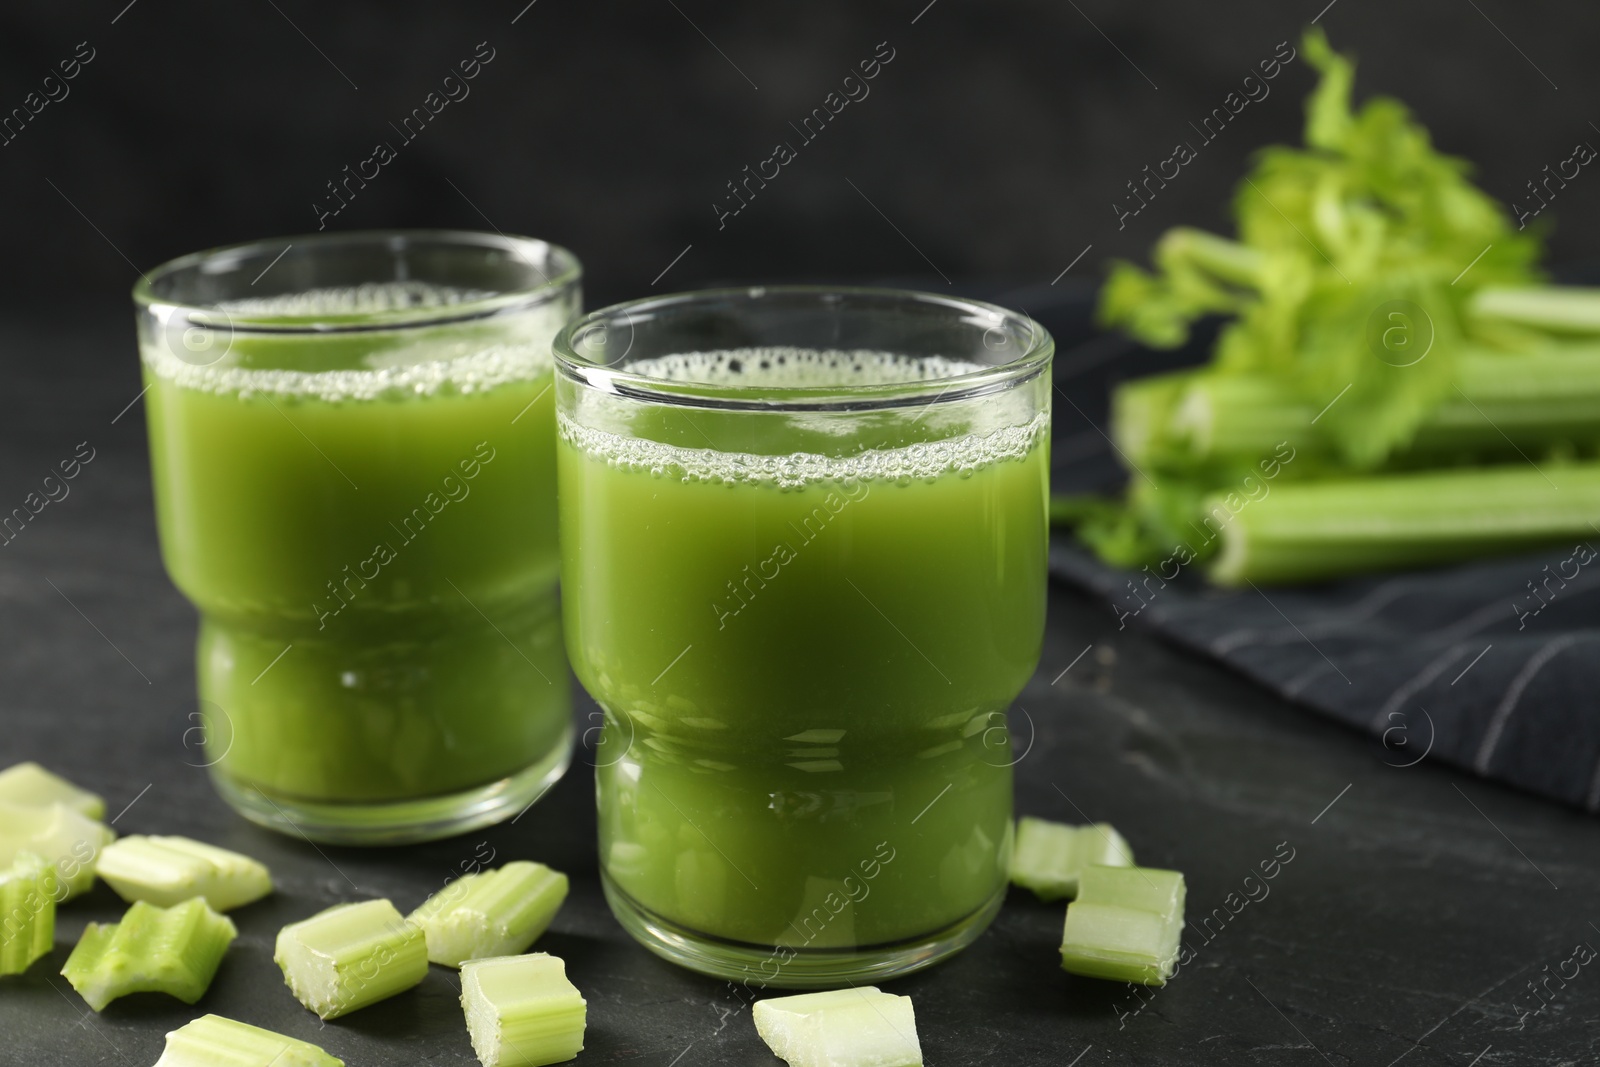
(154, 1014, 344, 1067)
(0, 800, 114, 900)
(275, 899, 427, 1020)
(60, 898, 237, 1010)
(0, 851, 57, 975)
(1060, 865, 1186, 986)
(1009, 817, 1134, 902)
(96, 835, 272, 911)
(461, 952, 587, 1067)
(0, 762, 104, 819)
(753, 987, 923, 1067)
(409, 861, 568, 968)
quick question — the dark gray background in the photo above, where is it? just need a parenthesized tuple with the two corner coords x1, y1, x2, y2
(2, 0, 1597, 312)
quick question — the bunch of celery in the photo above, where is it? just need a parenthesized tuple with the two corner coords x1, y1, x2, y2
(1064, 28, 1600, 584)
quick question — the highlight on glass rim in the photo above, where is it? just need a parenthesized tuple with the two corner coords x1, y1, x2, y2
(2, 8, 1595, 1066)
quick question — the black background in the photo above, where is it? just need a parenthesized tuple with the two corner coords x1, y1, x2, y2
(3, 0, 1599, 314)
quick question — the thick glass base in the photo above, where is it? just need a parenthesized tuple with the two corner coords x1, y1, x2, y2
(211, 724, 573, 846)
(601, 870, 1004, 988)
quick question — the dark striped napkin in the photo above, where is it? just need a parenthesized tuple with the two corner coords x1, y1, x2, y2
(1048, 540, 1600, 812)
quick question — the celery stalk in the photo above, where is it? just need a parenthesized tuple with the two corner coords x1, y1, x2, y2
(1153, 348, 1600, 467)
(1009, 818, 1133, 902)
(0, 852, 57, 975)
(0, 800, 114, 900)
(153, 1014, 343, 1067)
(1060, 865, 1186, 986)
(1209, 462, 1600, 585)
(96, 835, 272, 911)
(753, 987, 923, 1067)
(1474, 287, 1600, 335)
(274, 899, 427, 1020)
(1111, 370, 1198, 469)
(0, 763, 104, 819)
(409, 861, 568, 968)
(461, 952, 587, 1067)
(61, 898, 237, 1011)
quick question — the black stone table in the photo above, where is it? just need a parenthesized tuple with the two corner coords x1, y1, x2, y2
(3, 307, 1597, 1066)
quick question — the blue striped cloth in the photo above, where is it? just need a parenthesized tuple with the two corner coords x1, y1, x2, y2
(1049, 540, 1600, 812)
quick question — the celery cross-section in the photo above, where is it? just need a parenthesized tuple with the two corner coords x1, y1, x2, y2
(0, 762, 104, 819)
(96, 835, 272, 911)
(460, 952, 587, 1067)
(753, 987, 923, 1067)
(1059, 864, 1186, 986)
(274, 899, 427, 1020)
(0, 800, 113, 900)
(409, 861, 568, 968)
(1009, 817, 1134, 901)
(153, 1014, 343, 1067)
(0, 851, 57, 976)
(60, 898, 238, 1011)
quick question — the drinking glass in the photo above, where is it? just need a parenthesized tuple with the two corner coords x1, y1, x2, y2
(136, 230, 580, 844)
(555, 286, 1052, 985)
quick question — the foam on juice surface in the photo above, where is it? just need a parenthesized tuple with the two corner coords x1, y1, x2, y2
(560, 348, 1047, 488)
(142, 282, 566, 402)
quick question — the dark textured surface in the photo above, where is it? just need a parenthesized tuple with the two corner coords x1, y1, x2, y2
(2, 310, 1599, 1065)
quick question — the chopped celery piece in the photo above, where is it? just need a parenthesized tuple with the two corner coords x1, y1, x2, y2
(0, 851, 57, 975)
(274, 899, 427, 1020)
(0, 800, 114, 900)
(754, 987, 923, 1067)
(409, 861, 568, 968)
(154, 1014, 343, 1067)
(461, 952, 587, 1067)
(61, 898, 237, 1011)
(1060, 865, 1186, 986)
(0, 762, 104, 819)
(1009, 817, 1134, 902)
(96, 835, 272, 911)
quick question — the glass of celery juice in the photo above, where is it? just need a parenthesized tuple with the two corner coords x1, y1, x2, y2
(556, 288, 1052, 985)
(135, 231, 581, 844)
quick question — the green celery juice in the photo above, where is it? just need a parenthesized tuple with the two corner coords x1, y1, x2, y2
(143, 283, 572, 806)
(559, 350, 1049, 958)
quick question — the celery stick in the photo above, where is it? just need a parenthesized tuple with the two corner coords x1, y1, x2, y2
(60, 898, 237, 1011)
(461, 952, 587, 1067)
(1060, 865, 1186, 986)
(1153, 348, 1600, 468)
(0, 852, 57, 975)
(274, 899, 427, 1020)
(1209, 462, 1600, 585)
(1009, 818, 1133, 902)
(409, 861, 568, 968)
(1474, 287, 1600, 335)
(0, 800, 114, 900)
(0, 762, 104, 819)
(753, 987, 922, 1067)
(154, 1014, 343, 1067)
(1111, 370, 1198, 469)
(96, 835, 272, 912)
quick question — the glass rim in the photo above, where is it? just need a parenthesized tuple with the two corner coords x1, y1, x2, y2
(132, 228, 582, 335)
(553, 285, 1054, 412)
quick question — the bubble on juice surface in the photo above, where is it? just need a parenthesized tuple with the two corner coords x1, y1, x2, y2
(559, 348, 1048, 489)
(141, 281, 567, 402)
(626, 347, 988, 388)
